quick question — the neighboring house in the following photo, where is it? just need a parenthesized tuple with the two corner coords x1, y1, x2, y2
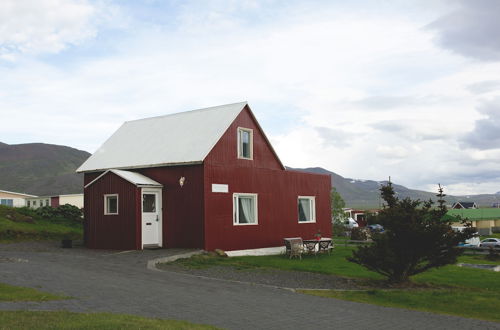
(0, 189, 37, 207)
(77, 102, 331, 251)
(343, 208, 370, 227)
(444, 208, 500, 235)
(451, 201, 478, 209)
(26, 194, 84, 209)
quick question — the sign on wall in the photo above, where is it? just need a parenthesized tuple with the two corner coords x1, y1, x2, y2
(212, 184, 229, 193)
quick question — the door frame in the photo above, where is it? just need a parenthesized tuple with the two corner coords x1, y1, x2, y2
(141, 187, 163, 249)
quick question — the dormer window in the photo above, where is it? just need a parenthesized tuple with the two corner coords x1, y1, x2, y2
(238, 127, 253, 159)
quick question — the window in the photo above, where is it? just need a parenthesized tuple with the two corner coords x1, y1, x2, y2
(33, 200, 37, 206)
(298, 196, 316, 223)
(237, 127, 253, 159)
(45, 199, 49, 206)
(27, 200, 31, 207)
(0, 199, 13, 207)
(142, 194, 156, 213)
(233, 193, 258, 225)
(104, 194, 118, 215)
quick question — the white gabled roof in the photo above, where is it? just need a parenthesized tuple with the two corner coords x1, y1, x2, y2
(85, 169, 162, 188)
(77, 102, 248, 173)
(0, 189, 37, 198)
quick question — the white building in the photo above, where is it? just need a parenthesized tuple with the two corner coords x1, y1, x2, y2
(0, 189, 37, 207)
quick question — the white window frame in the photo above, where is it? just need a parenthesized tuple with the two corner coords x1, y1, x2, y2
(237, 127, 253, 160)
(298, 196, 316, 223)
(233, 193, 258, 225)
(104, 194, 119, 215)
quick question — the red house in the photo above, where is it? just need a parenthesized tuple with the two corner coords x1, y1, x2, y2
(77, 102, 331, 251)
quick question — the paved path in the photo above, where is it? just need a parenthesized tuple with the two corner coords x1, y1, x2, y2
(0, 242, 499, 330)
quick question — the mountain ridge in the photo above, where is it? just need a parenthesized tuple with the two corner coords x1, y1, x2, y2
(289, 167, 499, 209)
(0, 142, 90, 196)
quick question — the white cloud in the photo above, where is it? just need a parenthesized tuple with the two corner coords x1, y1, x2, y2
(0, 0, 119, 60)
(2, 1, 500, 194)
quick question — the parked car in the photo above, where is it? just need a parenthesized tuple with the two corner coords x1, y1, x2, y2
(344, 218, 359, 228)
(367, 224, 384, 233)
(479, 238, 500, 248)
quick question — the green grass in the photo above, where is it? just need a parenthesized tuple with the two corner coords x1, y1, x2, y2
(0, 283, 67, 302)
(170, 246, 500, 321)
(0, 205, 82, 242)
(483, 233, 500, 239)
(0, 311, 220, 329)
(300, 289, 500, 323)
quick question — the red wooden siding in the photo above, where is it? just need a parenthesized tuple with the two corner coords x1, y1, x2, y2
(204, 166, 331, 250)
(50, 196, 60, 207)
(138, 165, 204, 249)
(205, 106, 283, 170)
(84, 172, 139, 250)
(203, 106, 331, 251)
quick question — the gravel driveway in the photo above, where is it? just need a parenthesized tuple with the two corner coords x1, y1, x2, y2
(1, 241, 499, 330)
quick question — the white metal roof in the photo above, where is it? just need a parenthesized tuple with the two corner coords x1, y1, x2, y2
(85, 169, 162, 188)
(0, 189, 37, 198)
(77, 102, 248, 172)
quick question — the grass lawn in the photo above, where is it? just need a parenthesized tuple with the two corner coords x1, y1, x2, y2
(0, 283, 67, 302)
(300, 288, 500, 322)
(170, 246, 500, 322)
(0, 311, 220, 329)
(0, 205, 82, 243)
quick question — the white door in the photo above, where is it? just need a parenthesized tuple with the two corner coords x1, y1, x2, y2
(141, 188, 162, 248)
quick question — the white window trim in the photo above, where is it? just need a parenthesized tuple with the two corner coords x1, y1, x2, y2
(298, 196, 316, 223)
(233, 193, 258, 225)
(104, 194, 119, 215)
(237, 127, 254, 160)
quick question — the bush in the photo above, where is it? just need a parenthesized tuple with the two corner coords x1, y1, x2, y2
(332, 222, 349, 237)
(35, 205, 83, 224)
(350, 227, 368, 241)
(348, 183, 475, 284)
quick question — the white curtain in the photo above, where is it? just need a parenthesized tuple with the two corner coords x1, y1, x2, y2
(239, 197, 254, 223)
(299, 199, 311, 222)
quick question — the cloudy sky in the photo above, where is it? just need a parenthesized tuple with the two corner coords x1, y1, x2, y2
(1, 0, 500, 195)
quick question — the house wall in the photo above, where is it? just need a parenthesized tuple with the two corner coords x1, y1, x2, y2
(138, 165, 205, 249)
(84, 172, 139, 249)
(26, 197, 51, 208)
(0, 191, 30, 207)
(203, 107, 331, 251)
(59, 194, 84, 208)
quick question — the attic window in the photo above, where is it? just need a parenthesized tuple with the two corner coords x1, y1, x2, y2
(238, 127, 253, 160)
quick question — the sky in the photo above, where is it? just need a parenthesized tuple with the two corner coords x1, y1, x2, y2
(1, 0, 500, 196)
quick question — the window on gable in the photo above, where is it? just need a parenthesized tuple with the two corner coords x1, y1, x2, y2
(233, 193, 258, 225)
(238, 127, 253, 159)
(298, 196, 316, 223)
(104, 194, 119, 215)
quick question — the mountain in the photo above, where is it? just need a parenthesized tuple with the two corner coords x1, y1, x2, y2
(291, 167, 499, 209)
(0, 142, 90, 196)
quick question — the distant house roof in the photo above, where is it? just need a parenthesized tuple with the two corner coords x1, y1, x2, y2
(444, 208, 500, 221)
(77, 102, 254, 172)
(0, 189, 37, 198)
(85, 169, 163, 188)
(451, 201, 478, 209)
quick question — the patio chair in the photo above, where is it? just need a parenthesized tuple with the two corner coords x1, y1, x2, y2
(290, 238, 305, 259)
(318, 240, 334, 255)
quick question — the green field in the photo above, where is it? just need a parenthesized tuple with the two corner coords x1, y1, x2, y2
(0, 205, 82, 242)
(0, 283, 67, 302)
(0, 311, 219, 329)
(169, 246, 500, 322)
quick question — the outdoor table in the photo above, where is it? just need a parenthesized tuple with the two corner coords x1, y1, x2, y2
(303, 238, 332, 254)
